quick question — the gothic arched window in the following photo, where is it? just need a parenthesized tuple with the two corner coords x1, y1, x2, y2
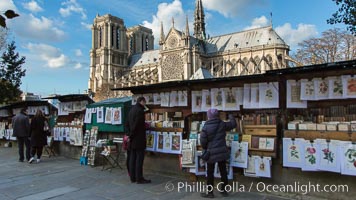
(99, 27, 102, 47)
(145, 36, 149, 50)
(116, 28, 120, 49)
(111, 25, 115, 47)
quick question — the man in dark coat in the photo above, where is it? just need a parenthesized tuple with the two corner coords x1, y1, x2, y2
(12, 107, 31, 162)
(29, 110, 47, 164)
(200, 108, 236, 198)
(127, 97, 151, 184)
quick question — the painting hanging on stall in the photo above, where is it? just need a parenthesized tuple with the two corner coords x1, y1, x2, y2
(97, 107, 104, 123)
(283, 138, 304, 168)
(328, 76, 343, 99)
(146, 131, 156, 152)
(192, 91, 202, 112)
(111, 107, 122, 125)
(340, 142, 356, 176)
(314, 78, 329, 100)
(301, 140, 318, 171)
(156, 132, 164, 152)
(211, 88, 223, 110)
(181, 139, 194, 165)
(143, 93, 154, 105)
(316, 139, 340, 173)
(254, 156, 272, 178)
(300, 79, 315, 100)
(178, 91, 188, 106)
(230, 141, 248, 168)
(258, 82, 279, 108)
(170, 132, 182, 154)
(342, 75, 356, 98)
(243, 84, 252, 109)
(286, 80, 307, 108)
(244, 156, 258, 177)
(163, 132, 171, 153)
(104, 107, 113, 124)
(201, 89, 211, 112)
(84, 108, 92, 124)
(169, 91, 178, 107)
(222, 88, 238, 111)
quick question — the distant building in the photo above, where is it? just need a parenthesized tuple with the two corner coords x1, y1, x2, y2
(21, 93, 41, 101)
(88, 0, 296, 96)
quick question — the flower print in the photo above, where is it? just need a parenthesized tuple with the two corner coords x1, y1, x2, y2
(290, 145, 299, 159)
(290, 145, 296, 150)
(322, 148, 334, 163)
(307, 147, 316, 154)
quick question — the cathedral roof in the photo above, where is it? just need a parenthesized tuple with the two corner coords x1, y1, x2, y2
(204, 26, 288, 54)
(190, 67, 214, 80)
(129, 50, 160, 68)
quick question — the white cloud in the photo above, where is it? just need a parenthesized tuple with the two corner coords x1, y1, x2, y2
(0, 0, 17, 12)
(81, 22, 92, 30)
(26, 43, 70, 68)
(275, 23, 318, 50)
(75, 49, 83, 57)
(23, 0, 43, 13)
(9, 14, 66, 42)
(74, 63, 82, 69)
(202, 0, 264, 18)
(142, 0, 192, 47)
(59, 0, 87, 20)
(244, 16, 269, 30)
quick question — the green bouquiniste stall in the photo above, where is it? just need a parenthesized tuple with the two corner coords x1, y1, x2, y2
(85, 97, 132, 133)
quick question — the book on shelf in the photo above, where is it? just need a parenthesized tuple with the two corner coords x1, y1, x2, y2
(251, 136, 259, 149)
(265, 138, 275, 150)
(241, 135, 252, 148)
(258, 137, 267, 149)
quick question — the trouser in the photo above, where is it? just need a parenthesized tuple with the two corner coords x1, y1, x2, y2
(17, 137, 31, 161)
(207, 161, 228, 193)
(129, 149, 145, 182)
(31, 146, 43, 159)
(126, 149, 131, 176)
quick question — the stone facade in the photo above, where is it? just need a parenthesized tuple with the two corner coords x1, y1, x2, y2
(88, 0, 296, 97)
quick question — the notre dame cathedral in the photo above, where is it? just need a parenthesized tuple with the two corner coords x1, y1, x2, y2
(88, 0, 296, 96)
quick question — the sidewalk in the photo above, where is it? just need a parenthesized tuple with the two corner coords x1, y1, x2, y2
(0, 147, 292, 200)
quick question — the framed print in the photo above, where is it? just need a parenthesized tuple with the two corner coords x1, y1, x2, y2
(254, 156, 272, 178)
(201, 89, 211, 112)
(97, 107, 104, 123)
(211, 88, 223, 110)
(258, 82, 279, 108)
(156, 132, 164, 152)
(153, 93, 161, 105)
(169, 91, 178, 107)
(163, 132, 171, 153)
(192, 91, 202, 112)
(302, 140, 318, 171)
(84, 108, 92, 124)
(300, 79, 315, 100)
(111, 107, 122, 125)
(222, 88, 238, 111)
(283, 138, 304, 168)
(146, 131, 156, 152)
(230, 141, 248, 168)
(244, 156, 258, 177)
(342, 75, 356, 98)
(178, 91, 188, 106)
(328, 76, 343, 99)
(170, 132, 182, 154)
(286, 80, 307, 108)
(339, 142, 356, 176)
(314, 78, 329, 100)
(316, 139, 340, 173)
(181, 139, 194, 165)
(105, 107, 113, 124)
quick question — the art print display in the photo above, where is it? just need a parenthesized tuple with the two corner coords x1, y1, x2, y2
(74, 128, 83, 146)
(163, 132, 171, 152)
(160, 92, 170, 107)
(195, 151, 207, 176)
(222, 88, 238, 111)
(265, 138, 275, 150)
(233, 87, 244, 106)
(342, 75, 356, 98)
(243, 84, 252, 108)
(143, 93, 154, 105)
(181, 139, 194, 165)
(250, 83, 260, 108)
(54, 127, 60, 141)
(300, 79, 315, 100)
(69, 128, 76, 145)
(258, 82, 279, 108)
(84, 108, 92, 124)
(286, 80, 307, 108)
(283, 138, 304, 168)
(302, 140, 318, 171)
(111, 107, 122, 125)
(73, 101, 83, 111)
(96, 107, 104, 123)
(339, 142, 356, 176)
(213, 161, 234, 180)
(244, 156, 258, 177)
(169, 91, 178, 107)
(211, 88, 223, 110)
(254, 156, 272, 178)
(230, 141, 248, 168)
(314, 78, 329, 100)
(104, 107, 113, 124)
(170, 132, 182, 154)
(328, 76, 343, 99)
(153, 93, 161, 105)
(316, 139, 340, 173)
(201, 89, 211, 112)
(191, 91, 202, 112)
(146, 131, 156, 151)
(156, 132, 164, 152)
(178, 91, 188, 106)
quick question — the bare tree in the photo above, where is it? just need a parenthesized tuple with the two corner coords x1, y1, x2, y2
(293, 28, 355, 65)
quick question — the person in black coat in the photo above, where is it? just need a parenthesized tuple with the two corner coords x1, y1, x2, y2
(12, 107, 31, 162)
(200, 108, 236, 198)
(29, 110, 48, 164)
(127, 96, 151, 184)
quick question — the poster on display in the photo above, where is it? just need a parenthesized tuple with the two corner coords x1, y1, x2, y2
(250, 83, 259, 108)
(74, 128, 83, 146)
(316, 139, 340, 173)
(195, 151, 207, 176)
(328, 76, 343, 99)
(314, 78, 329, 100)
(111, 107, 122, 125)
(169, 91, 178, 107)
(156, 132, 164, 153)
(300, 79, 315, 100)
(54, 127, 59, 141)
(69, 128, 75, 145)
(191, 91, 202, 112)
(211, 88, 223, 110)
(84, 108, 92, 124)
(222, 88, 238, 111)
(170, 132, 182, 154)
(286, 80, 307, 108)
(234, 87, 244, 107)
(146, 131, 156, 151)
(258, 82, 279, 108)
(97, 107, 104, 123)
(160, 92, 170, 107)
(178, 91, 188, 106)
(201, 89, 211, 112)
(162, 132, 171, 153)
(339, 142, 356, 176)
(243, 84, 251, 109)
(153, 93, 161, 105)
(230, 141, 248, 168)
(244, 156, 258, 177)
(282, 138, 304, 168)
(342, 75, 356, 98)
(254, 156, 272, 178)
(105, 107, 113, 124)
(302, 140, 318, 171)
(181, 139, 194, 165)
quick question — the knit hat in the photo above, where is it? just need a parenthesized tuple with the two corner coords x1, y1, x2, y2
(207, 108, 219, 119)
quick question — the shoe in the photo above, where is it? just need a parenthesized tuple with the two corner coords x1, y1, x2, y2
(36, 159, 40, 163)
(28, 157, 35, 164)
(200, 193, 214, 198)
(136, 178, 151, 184)
(220, 191, 229, 197)
(18, 159, 24, 162)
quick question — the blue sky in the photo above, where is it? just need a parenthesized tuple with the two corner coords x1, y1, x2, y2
(0, 0, 345, 97)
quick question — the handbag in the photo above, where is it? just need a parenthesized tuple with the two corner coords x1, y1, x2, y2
(201, 121, 221, 161)
(123, 135, 130, 151)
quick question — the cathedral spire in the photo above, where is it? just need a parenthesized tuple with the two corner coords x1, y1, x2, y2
(159, 21, 165, 45)
(185, 15, 190, 36)
(194, 0, 206, 40)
